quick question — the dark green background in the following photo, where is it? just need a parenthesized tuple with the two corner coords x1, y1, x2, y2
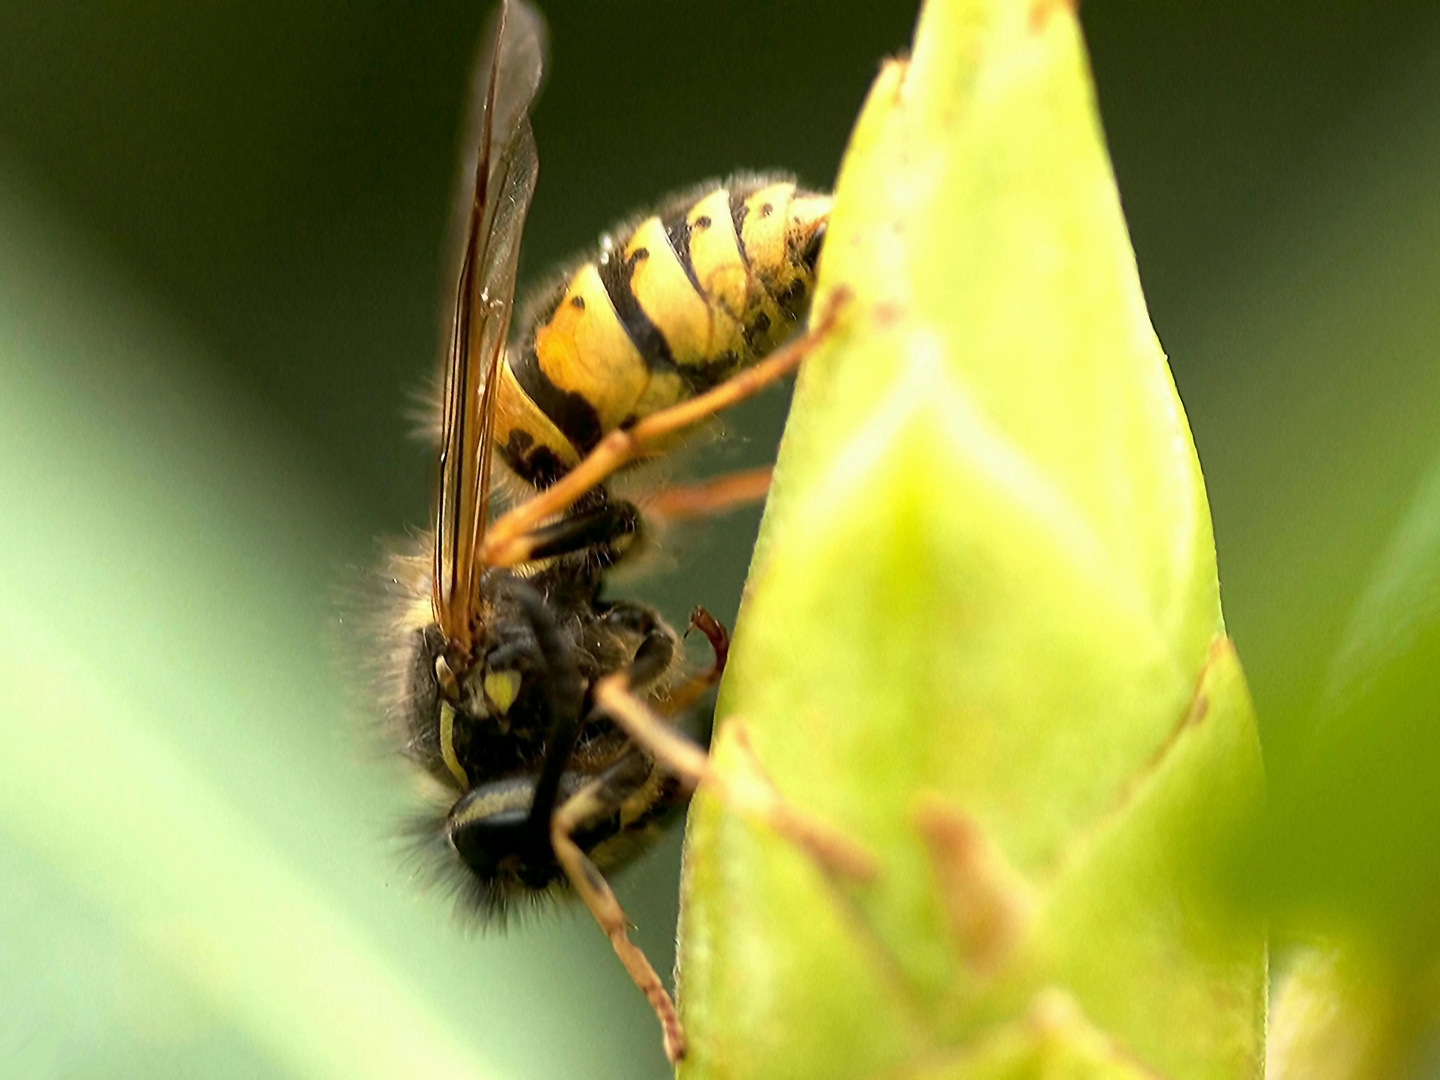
(2, 2, 1439, 1078)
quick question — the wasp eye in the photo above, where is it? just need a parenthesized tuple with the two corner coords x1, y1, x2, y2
(448, 781, 542, 880)
(449, 806, 527, 881)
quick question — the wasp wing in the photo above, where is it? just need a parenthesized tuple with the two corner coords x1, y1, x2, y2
(433, 0, 545, 654)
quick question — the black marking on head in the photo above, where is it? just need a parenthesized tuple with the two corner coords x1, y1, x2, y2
(569, 294, 585, 310)
(508, 345, 603, 459)
(450, 794, 549, 887)
(595, 244, 677, 372)
(663, 205, 702, 297)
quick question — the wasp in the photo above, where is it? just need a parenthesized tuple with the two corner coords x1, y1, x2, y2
(385, 0, 841, 1062)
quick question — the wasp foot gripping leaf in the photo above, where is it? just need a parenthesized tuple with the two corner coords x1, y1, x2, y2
(675, 0, 1266, 1077)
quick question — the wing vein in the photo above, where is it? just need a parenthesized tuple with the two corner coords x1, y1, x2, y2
(430, 0, 545, 657)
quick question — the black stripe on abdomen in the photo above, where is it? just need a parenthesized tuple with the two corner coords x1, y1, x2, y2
(508, 344, 603, 462)
(663, 208, 702, 297)
(595, 246, 676, 372)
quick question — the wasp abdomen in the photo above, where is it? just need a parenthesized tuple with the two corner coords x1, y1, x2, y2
(496, 178, 830, 488)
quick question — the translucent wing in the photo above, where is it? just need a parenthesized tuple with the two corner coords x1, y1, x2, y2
(432, 0, 544, 656)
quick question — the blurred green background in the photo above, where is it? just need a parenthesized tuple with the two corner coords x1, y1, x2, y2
(2, 1, 1439, 1078)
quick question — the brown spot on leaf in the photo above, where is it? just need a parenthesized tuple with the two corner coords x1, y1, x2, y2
(914, 794, 1034, 975)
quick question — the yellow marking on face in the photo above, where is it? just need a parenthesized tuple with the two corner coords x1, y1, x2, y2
(740, 182, 796, 280)
(687, 188, 748, 320)
(492, 360, 579, 470)
(624, 217, 714, 366)
(439, 701, 469, 788)
(483, 668, 522, 715)
(535, 263, 650, 430)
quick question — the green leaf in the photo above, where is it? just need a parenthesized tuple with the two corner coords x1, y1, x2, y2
(1256, 457, 1440, 1080)
(1265, 946, 1408, 1080)
(676, 0, 1265, 1076)
(1265, 452, 1440, 949)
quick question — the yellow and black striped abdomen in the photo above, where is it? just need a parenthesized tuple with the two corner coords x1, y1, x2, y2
(493, 177, 830, 488)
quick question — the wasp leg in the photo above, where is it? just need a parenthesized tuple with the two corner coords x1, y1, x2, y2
(526, 600, 677, 838)
(643, 465, 773, 523)
(502, 583, 591, 842)
(592, 675, 879, 883)
(597, 602, 676, 677)
(505, 586, 686, 1062)
(521, 498, 639, 563)
(479, 289, 848, 567)
(658, 607, 729, 718)
(599, 603, 726, 725)
(550, 750, 688, 1064)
